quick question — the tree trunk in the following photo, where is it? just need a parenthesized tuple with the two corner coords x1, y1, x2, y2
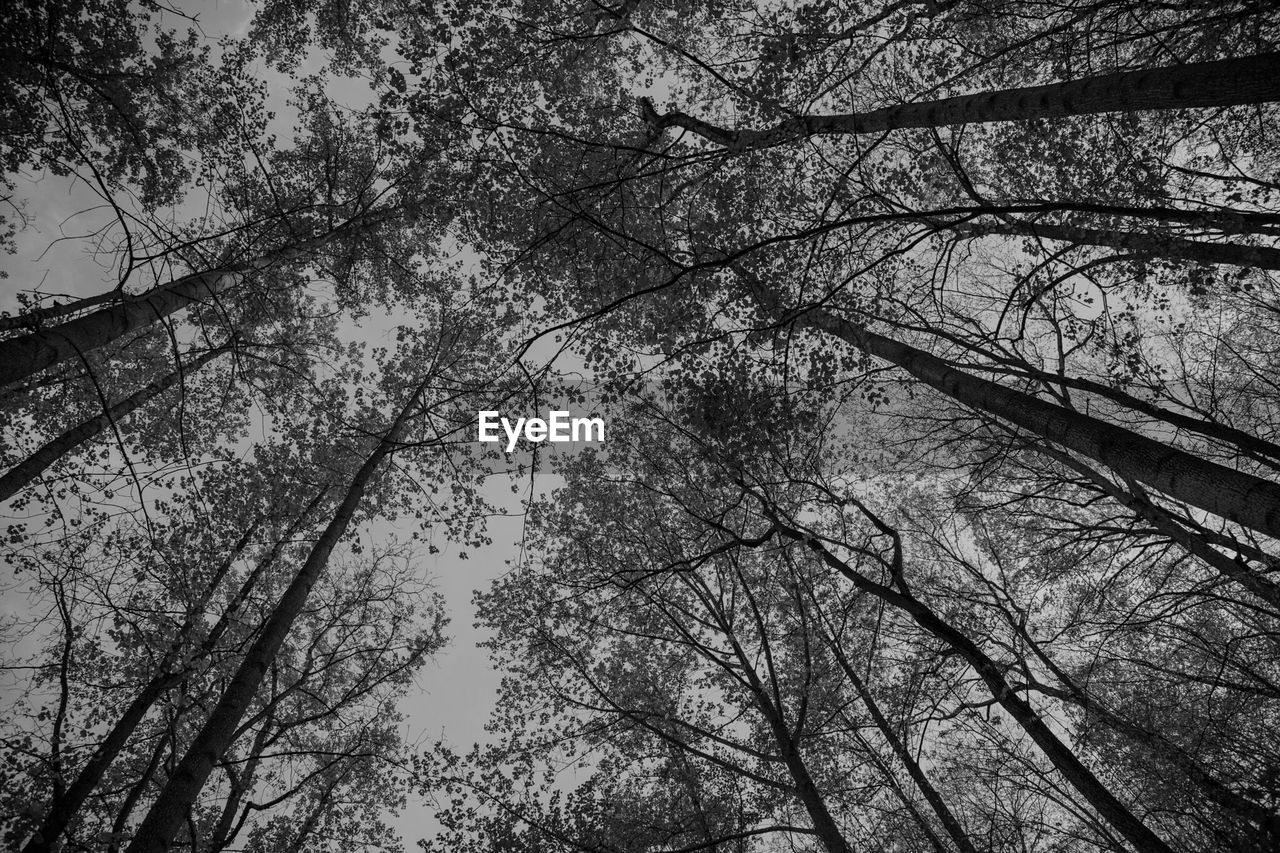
(0, 344, 231, 502)
(0, 269, 244, 391)
(0, 288, 122, 333)
(804, 311, 1280, 540)
(641, 53, 1280, 151)
(21, 519, 261, 853)
(22, 490, 326, 853)
(823, 626, 979, 853)
(937, 346, 1280, 471)
(765, 516, 1176, 853)
(1039, 445, 1280, 611)
(0, 210, 392, 390)
(960, 220, 1280, 271)
(122, 382, 425, 853)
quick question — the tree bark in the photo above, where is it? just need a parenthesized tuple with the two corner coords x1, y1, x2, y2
(123, 381, 425, 853)
(941, 346, 1280, 470)
(0, 288, 122, 333)
(822, 625, 979, 853)
(959, 220, 1280, 271)
(1039, 445, 1280, 611)
(804, 311, 1280, 540)
(0, 210, 392, 390)
(641, 53, 1280, 151)
(0, 344, 231, 502)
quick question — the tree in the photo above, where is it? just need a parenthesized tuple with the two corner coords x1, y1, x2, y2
(446, 384, 1280, 850)
(638, 52, 1280, 152)
(9, 2, 1280, 851)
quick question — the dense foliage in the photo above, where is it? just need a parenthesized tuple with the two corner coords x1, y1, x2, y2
(2, 1, 1280, 851)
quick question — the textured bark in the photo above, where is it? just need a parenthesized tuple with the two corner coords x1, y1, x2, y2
(0, 269, 243, 390)
(123, 384, 424, 853)
(805, 311, 1280, 540)
(0, 210, 392, 390)
(641, 53, 1280, 151)
(765, 517, 1176, 853)
(962, 221, 1280, 271)
(948, 351, 1280, 470)
(0, 344, 230, 502)
(0, 288, 122, 333)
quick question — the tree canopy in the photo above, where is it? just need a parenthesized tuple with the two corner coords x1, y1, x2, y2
(3, 1, 1280, 851)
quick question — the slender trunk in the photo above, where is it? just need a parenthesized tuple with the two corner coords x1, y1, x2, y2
(641, 53, 1280, 151)
(804, 311, 1280, 540)
(123, 382, 425, 853)
(1, 344, 231, 502)
(207, 713, 275, 853)
(706, 575, 853, 853)
(1040, 445, 1280, 611)
(960, 221, 1280, 271)
(824, 631, 978, 853)
(21, 520, 262, 853)
(107, 731, 172, 853)
(284, 766, 351, 853)
(755, 684, 851, 853)
(0, 210, 392, 389)
(764, 517, 1175, 853)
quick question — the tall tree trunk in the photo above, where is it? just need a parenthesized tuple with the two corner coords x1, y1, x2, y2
(803, 310, 1280, 540)
(927, 341, 1280, 471)
(640, 53, 1280, 151)
(821, 622, 979, 853)
(957, 221, 1280, 271)
(22, 491, 326, 853)
(123, 381, 426, 853)
(1038, 445, 1280, 610)
(700, 572, 854, 853)
(0, 343, 231, 502)
(21, 520, 260, 853)
(0, 210, 392, 390)
(761, 514, 1177, 853)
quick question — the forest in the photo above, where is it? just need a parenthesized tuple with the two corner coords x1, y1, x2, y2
(2, 1, 1280, 851)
